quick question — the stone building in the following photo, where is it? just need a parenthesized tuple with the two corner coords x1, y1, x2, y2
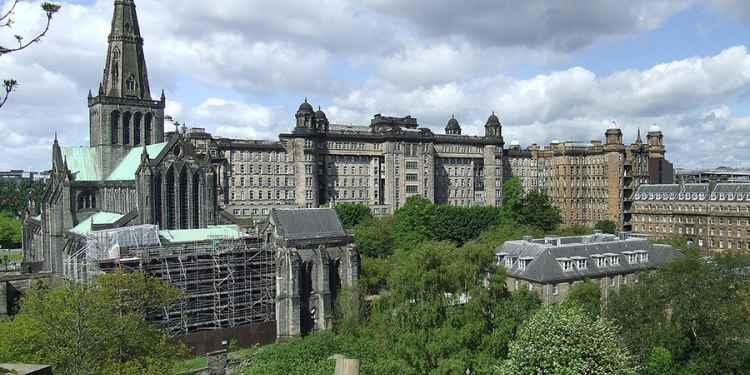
(216, 110, 505, 220)
(504, 129, 673, 229)
(632, 183, 750, 254)
(675, 167, 750, 185)
(265, 208, 360, 339)
(496, 233, 681, 304)
(22, 0, 223, 275)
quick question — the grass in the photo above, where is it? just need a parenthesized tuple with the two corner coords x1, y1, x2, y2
(174, 356, 207, 373)
(0, 250, 23, 267)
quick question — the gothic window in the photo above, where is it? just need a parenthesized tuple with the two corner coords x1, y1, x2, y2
(179, 168, 188, 229)
(110, 110, 120, 144)
(165, 167, 175, 229)
(112, 47, 120, 81)
(133, 113, 142, 146)
(192, 173, 200, 229)
(122, 112, 132, 145)
(144, 113, 153, 144)
(153, 173, 162, 226)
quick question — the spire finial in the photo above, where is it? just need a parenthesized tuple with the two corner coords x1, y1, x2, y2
(54, 132, 58, 142)
(304, 97, 308, 103)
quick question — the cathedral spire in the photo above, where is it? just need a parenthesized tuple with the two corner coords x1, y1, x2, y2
(635, 128, 643, 144)
(101, 0, 151, 99)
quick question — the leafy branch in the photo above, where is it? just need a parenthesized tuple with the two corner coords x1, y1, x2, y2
(0, 1, 61, 109)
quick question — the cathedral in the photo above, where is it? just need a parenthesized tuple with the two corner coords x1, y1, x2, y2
(23, 0, 223, 275)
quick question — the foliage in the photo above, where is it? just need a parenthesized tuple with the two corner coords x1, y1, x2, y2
(608, 253, 750, 373)
(0, 179, 46, 217)
(335, 203, 372, 229)
(554, 224, 592, 236)
(1, 1, 62, 109)
(363, 240, 541, 374)
(644, 346, 673, 375)
(499, 177, 562, 232)
(594, 220, 618, 234)
(0, 214, 22, 249)
(0, 270, 187, 375)
(334, 285, 364, 336)
(358, 256, 390, 294)
(564, 280, 601, 318)
(501, 304, 637, 375)
(353, 217, 393, 258)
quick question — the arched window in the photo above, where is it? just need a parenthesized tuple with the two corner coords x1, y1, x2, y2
(178, 168, 188, 229)
(133, 113, 142, 146)
(110, 110, 120, 144)
(153, 173, 162, 226)
(112, 47, 120, 81)
(165, 167, 175, 229)
(122, 112, 132, 145)
(144, 113, 153, 144)
(192, 172, 200, 229)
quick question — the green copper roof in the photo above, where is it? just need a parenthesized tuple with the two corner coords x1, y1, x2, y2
(70, 212, 124, 236)
(108, 142, 168, 181)
(159, 225, 246, 243)
(63, 147, 101, 181)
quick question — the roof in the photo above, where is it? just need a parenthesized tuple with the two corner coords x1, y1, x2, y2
(497, 234, 681, 283)
(63, 147, 101, 181)
(108, 142, 168, 180)
(159, 225, 245, 243)
(270, 208, 347, 241)
(70, 212, 125, 236)
(635, 183, 750, 202)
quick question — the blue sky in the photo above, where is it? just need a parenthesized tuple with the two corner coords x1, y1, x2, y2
(2, 0, 750, 171)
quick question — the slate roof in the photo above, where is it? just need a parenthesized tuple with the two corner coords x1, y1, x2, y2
(496, 234, 681, 283)
(63, 147, 101, 181)
(635, 183, 750, 202)
(159, 225, 246, 243)
(108, 142, 168, 180)
(270, 208, 347, 241)
(70, 212, 125, 236)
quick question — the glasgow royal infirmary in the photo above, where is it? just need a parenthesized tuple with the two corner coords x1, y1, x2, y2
(23, 0, 674, 275)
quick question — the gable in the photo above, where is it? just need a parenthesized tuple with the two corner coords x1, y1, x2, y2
(107, 142, 168, 181)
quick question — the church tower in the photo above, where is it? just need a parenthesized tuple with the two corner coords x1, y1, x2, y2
(88, 0, 165, 178)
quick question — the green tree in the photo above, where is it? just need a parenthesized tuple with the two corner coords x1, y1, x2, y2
(644, 346, 673, 375)
(0, 214, 22, 248)
(391, 196, 435, 250)
(555, 224, 592, 236)
(564, 280, 601, 318)
(353, 217, 394, 258)
(594, 220, 618, 234)
(335, 203, 372, 229)
(520, 190, 561, 232)
(501, 304, 636, 375)
(608, 253, 750, 373)
(0, 271, 186, 375)
(500, 177, 524, 224)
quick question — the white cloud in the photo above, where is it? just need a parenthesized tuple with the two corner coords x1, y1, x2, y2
(191, 98, 283, 140)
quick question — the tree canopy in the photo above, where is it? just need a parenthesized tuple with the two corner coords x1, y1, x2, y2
(334, 203, 372, 229)
(502, 304, 637, 375)
(0, 271, 187, 375)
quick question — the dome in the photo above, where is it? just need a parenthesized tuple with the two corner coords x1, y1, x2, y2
(446, 115, 461, 130)
(297, 98, 314, 114)
(315, 106, 327, 121)
(486, 112, 501, 126)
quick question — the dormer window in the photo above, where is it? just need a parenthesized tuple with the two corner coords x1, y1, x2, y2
(623, 251, 637, 264)
(496, 252, 508, 266)
(571, 256, 587, 270)
(592, 254, 606, 268)
(556, 257, 574, 272)
(505, 256, 516, 269)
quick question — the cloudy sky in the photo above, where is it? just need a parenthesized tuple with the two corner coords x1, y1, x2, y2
(2, 0, 750, 171)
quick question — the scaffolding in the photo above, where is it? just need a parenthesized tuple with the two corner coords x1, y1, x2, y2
(64, 226, 276, 337)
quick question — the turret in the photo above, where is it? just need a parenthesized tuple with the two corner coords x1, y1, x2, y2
(647, 130, 665, 159)
(315, 106, 329, 133)
(445, 115, 462, 135)
(485, 112, 502, 139)
(295, 98, 314, 129)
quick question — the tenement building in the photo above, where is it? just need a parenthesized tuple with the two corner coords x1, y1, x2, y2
(504, 129, 672, 229)
(632, 183, 750, 254)
(202, 113, 672, 229)
(496, 233, 681, 304)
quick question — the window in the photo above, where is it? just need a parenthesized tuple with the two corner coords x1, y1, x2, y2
(406, 185, 418, 194)
(552, 284, 559, 296)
